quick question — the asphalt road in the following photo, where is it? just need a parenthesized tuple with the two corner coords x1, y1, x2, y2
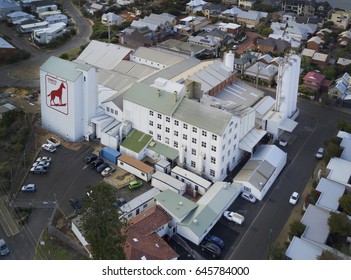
(0, 0, 92, 88)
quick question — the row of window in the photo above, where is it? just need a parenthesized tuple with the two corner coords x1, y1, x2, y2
(106, 107, 118, 115)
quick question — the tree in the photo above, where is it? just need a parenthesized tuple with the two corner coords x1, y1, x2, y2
(269, 242, 286, 260)
(322, 21, 334, 29)
(339, 195, 351, 216)
(81, 182, 127, 260)
(260, 27, 273, 38)
(328, 212, 351, 238)
(288, 221, 306, 241)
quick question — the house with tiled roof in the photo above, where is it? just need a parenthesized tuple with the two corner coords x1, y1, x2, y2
(302, 71, 331, 92)
(256, 37, 291, 54)
(338, 29, 351, 47)
(306, 36, 324, 51)
(328, 73, 351, 100)
(237, 10, 268, 28)
(124, 205, 178, 260)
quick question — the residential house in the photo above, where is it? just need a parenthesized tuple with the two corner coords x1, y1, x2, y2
(174, 16, 209, 35)
(336, 57, 351, 67)
(314, 1, 333, 19)
(233, 52, 257, 74)
(337, 130, 351, 162)
(0, 37, 16, 63)
(156, 39, 206, 58)
(87, 3, 105, 15)
(0, 0, 21, 19)
(186, 0, 208, 14)
(6, 11, 35, 24)
(101, 12, 124, 26)
(117, 26, 154, 47)
(306, 36, 324, 50)
(316, 28, 332, 40)
(31, 22, 67, 44)
(45, 14, 68, 26)
(38, 10, 61, 21)
(281, 0, 316, 16)
(234, 145, 287, 201)
(244, 61, 279, 86)
(282, 12, 297, 23)
(217, 22, 242, 35)
(338, 29, 351, 47)
(220, 6, 242, 21)
(198, 28, 235, 48)
(302, 71, 331, 92)
(124, 205, 178, 260)
(328, 73, 351, 100)
(256, 38, 291, 54)
(201, 3, 227, 18)
(311, 52, 329, 66)
(0, 102, 16, 119)
(285, 20, 317, 41)
(236, 10, 268, 28)
(188, 34, 220, 52)
(238, 0, 256, 9)
(330, 10, 351, 30)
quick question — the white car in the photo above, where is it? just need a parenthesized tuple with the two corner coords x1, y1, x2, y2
(289, 192, 300, 205)
(315, 147, 324, 159)
(279, 139, 288, 147)
(241, 191, 256, 203)
(42, 144, 56, 153)
(32, 161, 50, 168)
(36, 156, 51, 162)
(101, 166, 115, 177)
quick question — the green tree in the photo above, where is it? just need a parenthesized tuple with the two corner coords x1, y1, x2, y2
(339, 195, 351, 216)
(288, 221, 306, 240)
(82, 182, 127, 260)
(318, 250, 339, 260)
(260, 27, 273, 37)
(321, 66, 337, 80)
(328, 212, 351, 238)
(322, 21, 334, 29)
(269, 242, 286, 260)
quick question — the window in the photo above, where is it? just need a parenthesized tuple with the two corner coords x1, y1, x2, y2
(192, 138, 197, 144)
(115, 110, 118, 115)
(228, 139, 231, 145)
(174, 131, 179, 136)
(174, 141, 178, 148)
(149, 110, 154, 116)
(192, 127, 197, 133)
(106, 107, 110, 112)
(174, 120, 179, 126)
(120, 162, 124, 166)
(192, 149, 196, 155)
(157, 134, 161, 141)
(165, 137, 169, 144)
(229, 128, 232, 134)
(212, 134, 217, 140)
(165, 127, 170, 133)
(149, 130, 153, 135)
(210, 169, 215, 177)
(223, 133, 226, 139)
(149, 120, 153, 126)
(166, 116, 170, 122)
(222, 145, 226, 150)
(183, 123, 188, 129)
(143, 204, 147, 209)
(201, 142, 206, 148)
(211, 156, 216, 164)
(222, 156, 224, 162)
(158, 113, 162, 119)
(191, 161, 196, 168)
(234, 144, 236, 150)
(157, 124, 162, 129)
(202, 131, 207, 137)
(235, 123, 238, 128)
(183, 134, 187, 140)
(234, 134, 237, 140)
(228, 150, 230, 156)
(211, 145, 216, 152)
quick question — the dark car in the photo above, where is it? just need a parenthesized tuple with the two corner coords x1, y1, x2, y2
(69, 197, 82, 211)
(200, 241, 221, 258)
(96, 162, 110, 173)
(84, 154, 98, 164)
(204, 234, 225, 249)
(113, 197, 127, 208)
(90, 158, 104, 168)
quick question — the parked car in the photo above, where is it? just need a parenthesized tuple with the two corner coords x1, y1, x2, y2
(113, 197, 127, 208)
(32, 161, 50, 168)
(279, 139, 288, 147)
(0, 239, 9, 256)
(101, 166, 115, 177)
(47, 137, 60, 147)
(128, 180, 142, 190)
(204, 234, 225, 249)
(84, 154, 98, 164)
(42, 143, 56, 153)
(69, 197, 82, 211)
(241, 191, 256, 203)
(289, 192, 299, 205)
(21, 184, 37, 192)
(96, 162, 110, 173)
(30, 166, 48, 174)
(315, 147, 324, 159)
(200, 241, 221, 258)
(223, 211, 245, 225)
(90, 158, 104, 168)
(36, 156, 51, 162)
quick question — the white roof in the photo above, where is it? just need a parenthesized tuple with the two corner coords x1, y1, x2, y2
(253, 96, 275, 116)
(301, 48, 316, 57)
(75, 40, 133, 71)
(251, 144, 286, 168)
(312, 52, 328, 62)
(340, 138, 351, 162)
(301, 204, 330, 244)
(285, 236, 323, 260)
(171, 166, 212, 189)
(337, 130, 351, 140)
(316, 178, 345, 212)
(279, 117, 298, 132)
(152, 171, 185, 191)
(337, 57, 351, 66)
(120, 188, 161, 214)
(307, 36, 324, 45)
(132, 47, 186, 67)
(0, 37, 15, 49)
(239, 128, 267, 153)
(326, 157, 351, 185)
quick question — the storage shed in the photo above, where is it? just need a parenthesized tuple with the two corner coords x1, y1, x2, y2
(100, 146, 121, 164)
(117, 154, 155, 182)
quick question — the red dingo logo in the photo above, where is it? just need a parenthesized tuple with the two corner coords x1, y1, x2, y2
(46, 75, 68, 115)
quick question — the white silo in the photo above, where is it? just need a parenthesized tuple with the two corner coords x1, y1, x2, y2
(224, 51, 235, 72)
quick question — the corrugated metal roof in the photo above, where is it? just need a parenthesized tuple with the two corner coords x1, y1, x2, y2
(316, 178, 345, 212)
(118, 154, 154, 174)
(132, 47, 186, 66)
(147, 140, 178, 161)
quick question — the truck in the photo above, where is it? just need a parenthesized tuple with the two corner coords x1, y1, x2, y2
(223, 211, 245, 225)
(47, 137, 60, 147)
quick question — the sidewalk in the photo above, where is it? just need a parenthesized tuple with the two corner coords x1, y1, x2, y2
(0, 196, 20, 237)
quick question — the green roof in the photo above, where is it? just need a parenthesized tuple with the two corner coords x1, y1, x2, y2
(155, 190, 198, 220)
(147, 140, 178, 161)
(121, 129, 152, 153)
(40, 56, 92, 82)
(123, 82, 182, 116)
(172, 98, 233, 136)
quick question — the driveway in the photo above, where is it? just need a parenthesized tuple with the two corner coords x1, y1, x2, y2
(236, 31, 260, 55)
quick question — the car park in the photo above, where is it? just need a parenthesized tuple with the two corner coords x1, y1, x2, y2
(69, 197, 82, 211)
(279, 139, 288, 147)
(42, 143, 56, 153)
(32, 161, 50, 168)
(0, 239, 9, 256)
(21, 184, 37, 192)
(204, 234, 225, 249)
(30, 166, 48, 174)
(90, 158, 104, 168)
(315, 147, 324, 159)
(200, 241, 221, 258)
(128, 180, 142, 190)
(289, 192, 299, 205)
(84, 154, 98, 164)
(36, 156, 51, 162)
(101, 166, 115, 177)
(241, 191, 256, 203)
(96, 162, 109, 173)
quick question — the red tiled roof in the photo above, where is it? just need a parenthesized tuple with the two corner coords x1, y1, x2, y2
(303, 71, 326, 84)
